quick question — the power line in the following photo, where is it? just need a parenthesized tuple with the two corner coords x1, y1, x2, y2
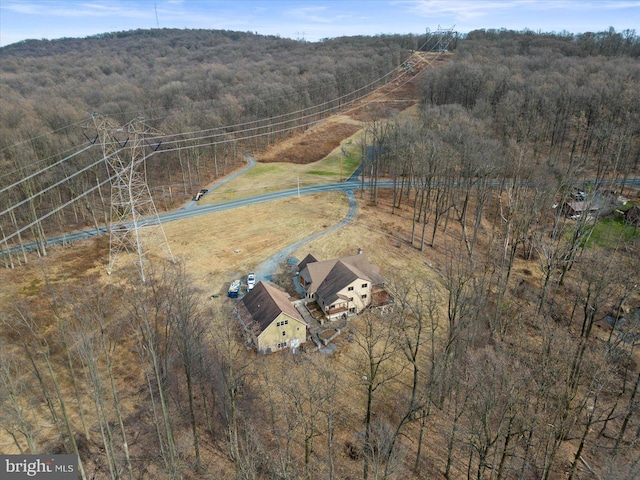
(1, 32, 452, 259)
(101, 57, 404, 147)
(2, 32, 446, 194)
(0, 146, 119, 218)
(0, 144, 97, 195)
(0, 142, 94, 181)
(0, 165, 115, 247)
(0, 117, 93, 153)
(3, 36, 442, 201)
(0, 35, 424, 153)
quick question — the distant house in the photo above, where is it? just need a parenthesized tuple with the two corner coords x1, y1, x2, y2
(624, 205, 640, 227)
(562, 201, 599, 218)
(239, 281, 307, 353)
(298, 250, 387, 321)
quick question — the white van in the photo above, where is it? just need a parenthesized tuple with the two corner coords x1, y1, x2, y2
(247, 273, 256, 291)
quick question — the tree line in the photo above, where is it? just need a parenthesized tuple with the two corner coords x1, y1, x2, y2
(351, 28, 640, 478)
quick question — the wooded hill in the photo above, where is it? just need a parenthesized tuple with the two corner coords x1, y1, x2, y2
(0, 28, 415, 140)
(1, 28, 639, 247)
(0, 29, 419, 248)
(1, 27, 639, 480)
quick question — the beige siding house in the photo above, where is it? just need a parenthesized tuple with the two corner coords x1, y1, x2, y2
(240, 281, 307, 353)
(298, 251, 386, 320)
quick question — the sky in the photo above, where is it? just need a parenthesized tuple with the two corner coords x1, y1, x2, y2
(1, 0, 639, 47)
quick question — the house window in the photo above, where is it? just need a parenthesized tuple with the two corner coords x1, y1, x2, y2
(277, 341, 287, 349)
(362, 283, 368, 288)
(362, 294, 367, 299)
(348, 286, 354, 291)
(349, 307, 356, 313)
(276, 320, 289, 327)
(283, 331, 287, 336)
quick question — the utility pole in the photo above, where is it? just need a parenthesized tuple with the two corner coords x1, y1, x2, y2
(428, 25, 457, 52)
(341, 144, 350, 182)
(92, 114, 175, 282)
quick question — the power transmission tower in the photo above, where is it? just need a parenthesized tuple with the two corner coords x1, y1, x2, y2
(423, 25, 458, 52)
(92, 114, 175, 282)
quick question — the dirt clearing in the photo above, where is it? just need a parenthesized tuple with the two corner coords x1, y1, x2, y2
(258, 118, 363, 164)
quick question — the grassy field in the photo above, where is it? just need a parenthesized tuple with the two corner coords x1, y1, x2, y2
(586, 215, 640, 247)
(201, 123, 365, 204)
(162, 191, 351, 294)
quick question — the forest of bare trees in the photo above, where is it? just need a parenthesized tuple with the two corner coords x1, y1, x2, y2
(0, 29, 415, 259)
(1, 27, 639, 479)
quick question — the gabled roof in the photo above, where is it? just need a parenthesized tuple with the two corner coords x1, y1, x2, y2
(242, 281, 306, 333)
(297, 253, 318, 272)
(316, 261, 361, 305)
(300, 253, 385, 295)
(565, 201, 599, 213)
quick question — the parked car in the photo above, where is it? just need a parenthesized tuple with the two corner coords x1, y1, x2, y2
(193, 188, 209, 201)
(228, 279, 241, 298)
(247, 273, 256, 291)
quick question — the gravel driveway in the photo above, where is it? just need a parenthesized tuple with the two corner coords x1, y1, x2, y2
(253, 189, 358, 285)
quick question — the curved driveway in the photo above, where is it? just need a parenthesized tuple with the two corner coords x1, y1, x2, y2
(253, 190, 358, 284)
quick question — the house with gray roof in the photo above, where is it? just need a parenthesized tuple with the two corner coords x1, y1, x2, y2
(239, 281, 308, 353)
(562, 200, 599, 218)
(298, 251, 387, 320)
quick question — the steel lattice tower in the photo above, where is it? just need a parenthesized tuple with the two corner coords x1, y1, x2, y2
(93, 114, 174, 282)
(423, 26, 458, 53)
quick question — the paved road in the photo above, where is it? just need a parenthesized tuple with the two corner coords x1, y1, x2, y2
(0, 176, 366, 256)
(2, 173, 639, 257)
(180, 151, 256, 210)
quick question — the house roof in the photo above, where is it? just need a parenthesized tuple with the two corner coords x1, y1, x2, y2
(565, 201, 599, 213)
(300, 253, 385, 295)
(316, 261, 361, 305)
(241, 281, 306, 333)
(297, 253, 318, 272)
